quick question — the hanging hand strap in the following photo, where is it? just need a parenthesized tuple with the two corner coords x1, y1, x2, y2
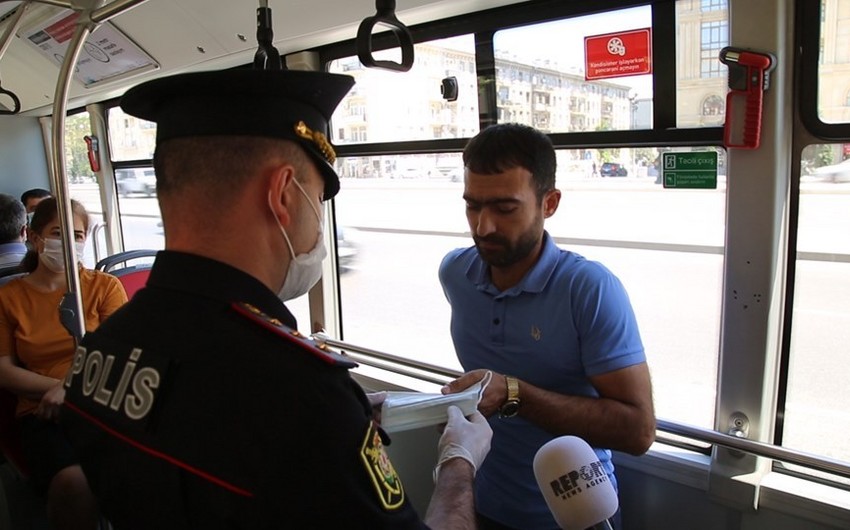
(253, 1, 283, 70)
(357, 0, 414, 72)
(0, 80, 21, 115)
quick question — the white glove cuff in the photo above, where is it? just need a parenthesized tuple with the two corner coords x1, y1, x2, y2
(432, 442, 477, 484)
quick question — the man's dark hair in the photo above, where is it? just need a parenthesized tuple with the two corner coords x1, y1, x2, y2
(0, 194, 26, 244)
(20, 188, 52, 205)
(462, 123, 557, 199)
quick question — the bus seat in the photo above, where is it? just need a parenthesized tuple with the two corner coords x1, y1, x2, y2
(0, 273, 26, 287)
(0, 265, 23, 280)
(0, 389, 29, 478)
(95, 249, 158, 273)
(112, 268, 151, 300)
(96, 250, 158, 300)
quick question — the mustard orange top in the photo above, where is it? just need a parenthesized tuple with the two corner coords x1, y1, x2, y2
(0, 268, 128, 416)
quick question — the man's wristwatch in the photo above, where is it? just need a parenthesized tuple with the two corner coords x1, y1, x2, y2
(499, 376, 520, 418)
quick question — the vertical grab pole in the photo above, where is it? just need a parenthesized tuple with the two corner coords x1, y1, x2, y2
(49, 17, 97, 343)
(44, 0, 150, 341)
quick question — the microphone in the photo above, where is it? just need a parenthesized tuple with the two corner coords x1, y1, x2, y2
(533, 436, 618, 530)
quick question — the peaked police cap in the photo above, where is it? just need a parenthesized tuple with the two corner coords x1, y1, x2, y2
(120, 68, 355, 199)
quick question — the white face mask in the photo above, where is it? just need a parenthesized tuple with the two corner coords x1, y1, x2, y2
(270, 179, 327, 301)
(39, 237, 85, 273)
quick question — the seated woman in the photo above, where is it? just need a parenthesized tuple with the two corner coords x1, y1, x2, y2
(0, 197, 128, 530)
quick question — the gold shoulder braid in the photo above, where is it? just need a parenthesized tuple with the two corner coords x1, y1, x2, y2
(294, 120, 336, 164)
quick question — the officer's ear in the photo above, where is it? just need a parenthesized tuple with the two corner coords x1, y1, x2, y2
(267, 163, 299, 228)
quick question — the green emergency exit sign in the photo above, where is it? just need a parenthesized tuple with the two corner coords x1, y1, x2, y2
(662, 152, 718, 189)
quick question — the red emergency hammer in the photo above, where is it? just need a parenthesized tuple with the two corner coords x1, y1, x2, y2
(718, 47, 777, 150)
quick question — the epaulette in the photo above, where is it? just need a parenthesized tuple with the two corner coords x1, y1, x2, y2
(232, 302, 358, 368)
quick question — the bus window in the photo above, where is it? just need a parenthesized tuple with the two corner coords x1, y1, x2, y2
(784, 143, 850, 481)
(65, 111, 100, 267)
(676, 0, 729, 128)
(492, 6, 653, 132)
(334, 146, 726, 428)
(817, 0, 850, 124)
(107, 107, 156, 161)
(328, 35, 479, 144)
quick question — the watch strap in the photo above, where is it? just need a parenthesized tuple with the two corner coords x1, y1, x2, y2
(505, 376, 520, 402)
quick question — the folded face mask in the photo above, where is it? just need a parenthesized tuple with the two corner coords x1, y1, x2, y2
(380, 371, 492, 433)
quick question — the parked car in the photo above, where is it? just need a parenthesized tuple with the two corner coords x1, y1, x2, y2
(600, 162, 628, 177)
(337, 226, 359, 271)
(115, 168, 157, 196)
(811, 159, 850, 183)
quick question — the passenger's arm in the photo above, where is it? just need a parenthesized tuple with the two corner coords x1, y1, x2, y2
(0, 354, 61, 402)
(447, 365, 655, 455)
(521, 363, 655, 454)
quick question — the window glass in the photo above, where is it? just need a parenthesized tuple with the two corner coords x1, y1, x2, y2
(111, 166, 164, 252)
(676, 0, 729, 127)
(492, 7, 653, 132)
(65, 111, 99, 268)
(107, 107, 156, 161)
(818, 0, 850, 123)
(104, 108, 163, 255)
(328, 35, 479, 144)
(334, 146, 724, 427)
(785, 143, 850, 468)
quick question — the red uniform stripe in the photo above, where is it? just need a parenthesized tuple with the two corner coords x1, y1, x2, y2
(64, 400, 254, 497)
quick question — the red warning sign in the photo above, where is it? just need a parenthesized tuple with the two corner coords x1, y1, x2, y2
(43, 11, 79, 44)
(585, 29, 652, 81)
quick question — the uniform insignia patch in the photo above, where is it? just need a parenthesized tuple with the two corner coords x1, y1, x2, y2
(232, 302, 357, 368)
(360, 421, 405, 510)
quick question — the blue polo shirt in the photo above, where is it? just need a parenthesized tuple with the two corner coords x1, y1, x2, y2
(439, 231, 645, 529)
(0, 242, 27, 267)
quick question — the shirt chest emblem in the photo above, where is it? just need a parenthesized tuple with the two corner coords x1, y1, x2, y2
(531, 325, 542, 341)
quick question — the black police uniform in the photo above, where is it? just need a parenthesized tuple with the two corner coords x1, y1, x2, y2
(61, 251, 427, 529)
(59, 67, 428, 529)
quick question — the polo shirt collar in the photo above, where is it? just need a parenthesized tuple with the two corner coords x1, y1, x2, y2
(0, 241, 27, 254)
(467, 231, 559, 297)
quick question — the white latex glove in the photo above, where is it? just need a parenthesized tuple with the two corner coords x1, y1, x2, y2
(366, 391, 387, 424)
(433, 405, 492, 482)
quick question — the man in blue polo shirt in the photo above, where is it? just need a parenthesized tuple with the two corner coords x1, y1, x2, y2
(439, 123, 656, 530)
(0, 194, 28, 269)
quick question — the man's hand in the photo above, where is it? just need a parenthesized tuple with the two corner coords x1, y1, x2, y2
(434, 405, 492, 481)
(443, 369, 508, 418)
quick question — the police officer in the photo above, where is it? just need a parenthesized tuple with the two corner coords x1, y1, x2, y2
(60, 68, 492, 529)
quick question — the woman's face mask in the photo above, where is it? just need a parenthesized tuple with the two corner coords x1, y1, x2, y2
(269, 179, 327, 301)
(39, 237, 86, 273)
